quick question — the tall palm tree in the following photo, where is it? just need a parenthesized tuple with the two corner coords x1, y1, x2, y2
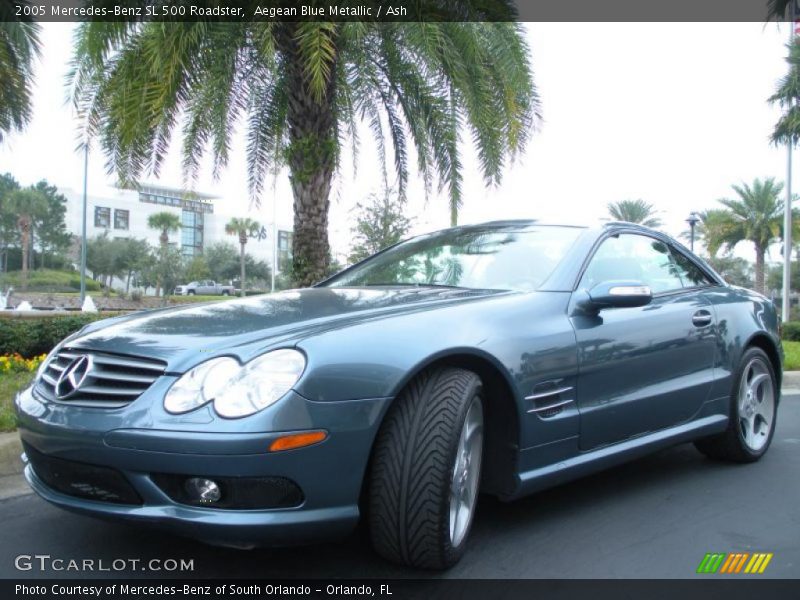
(6, 187, 46, 290)
(70, 13, 537, 286)
(710, 178, 785, 295)
(147, 211, 181, 296)
(679, 208, 733, 257)
(147, 211, 181, 248)
(607, 199, 662, 228)
(225, 217, 261, 297)
(769, 36, 800, 146)
(0, 4, 41, 142)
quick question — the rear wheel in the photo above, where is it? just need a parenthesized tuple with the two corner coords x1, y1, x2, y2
(694, 347, 778, 462)
(222, 290, 229, 296)
(369, 367, 483, 569)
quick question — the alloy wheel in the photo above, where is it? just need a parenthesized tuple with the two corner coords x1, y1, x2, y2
(449, 396, 483, 547)
(738, 357, 775, 452)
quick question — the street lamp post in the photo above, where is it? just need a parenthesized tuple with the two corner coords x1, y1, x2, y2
(79, 143, 89, 306)
(686, 212, 700, 253)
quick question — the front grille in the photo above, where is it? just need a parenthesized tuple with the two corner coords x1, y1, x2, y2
(36, 348, 166, 408)
(23, 442, 143, 505)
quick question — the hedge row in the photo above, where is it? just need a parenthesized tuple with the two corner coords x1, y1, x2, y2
(0, 314, 109, 358)
(783, 322, 800, 342)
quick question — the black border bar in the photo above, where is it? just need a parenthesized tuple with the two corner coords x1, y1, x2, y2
(3, 0, 800, 23)
(4, 579, 800, 600)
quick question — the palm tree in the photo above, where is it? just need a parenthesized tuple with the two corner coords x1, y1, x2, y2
(709, 178, 785, 295)
(769, 37, 800, 147)
(679, 208, 733, 257)
(225, 217, 261, 297)
(607, 199, 662, 228)
(70, 15, 537, 286)
(147, 211, 181, 248)
(6, 187, 46, 290)
(0, 5, 41, 142)
(147, 211, 181, 296)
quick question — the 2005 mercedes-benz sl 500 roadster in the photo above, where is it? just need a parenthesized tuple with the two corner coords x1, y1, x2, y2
(16, 221, 782, 569)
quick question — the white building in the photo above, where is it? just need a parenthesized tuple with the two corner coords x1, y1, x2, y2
(60, 184, 293, 272)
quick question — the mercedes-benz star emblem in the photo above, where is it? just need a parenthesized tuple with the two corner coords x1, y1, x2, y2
(55, 355, 94, 399)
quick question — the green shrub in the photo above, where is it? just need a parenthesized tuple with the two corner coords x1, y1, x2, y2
(0, 269, 101, 293)
(0, 314, 111, 357)
(782, 321, 800, 342)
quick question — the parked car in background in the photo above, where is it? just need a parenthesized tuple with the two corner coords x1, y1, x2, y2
(16, 221, 782, 570)
(174, 280, 234, 296)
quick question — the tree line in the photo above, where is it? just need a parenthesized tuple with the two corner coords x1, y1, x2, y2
(0, 172, 281, 296)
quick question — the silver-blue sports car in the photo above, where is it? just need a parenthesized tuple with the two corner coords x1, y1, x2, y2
(16, 220, 782, 569)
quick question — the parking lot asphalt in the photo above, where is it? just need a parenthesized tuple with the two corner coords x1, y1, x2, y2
(0, 395, 798, 580)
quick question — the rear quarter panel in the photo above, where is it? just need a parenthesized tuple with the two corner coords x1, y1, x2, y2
(703, 285, 783, 400)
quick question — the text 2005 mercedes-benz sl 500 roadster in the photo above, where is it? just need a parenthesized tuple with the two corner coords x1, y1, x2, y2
(16, 220, 782, 569)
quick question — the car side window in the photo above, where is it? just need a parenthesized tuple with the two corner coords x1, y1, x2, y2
(670, 250, 716, 288)
(580, 233, 685, 294)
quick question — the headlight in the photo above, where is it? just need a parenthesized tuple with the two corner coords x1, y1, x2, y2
(164, 357, 241, 414)
(214, 349, 306, 418)
(164, 349, 306, 418)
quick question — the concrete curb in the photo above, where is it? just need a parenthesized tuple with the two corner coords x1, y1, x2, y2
(0, 432, 22, 478)
(784, 370, 800, 389)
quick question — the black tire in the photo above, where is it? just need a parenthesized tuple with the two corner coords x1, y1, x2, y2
(222, 290, 229, 296)
(187, 290, 195, 296)
(369, 367, 483, 570)
(694, 347, 778, 463)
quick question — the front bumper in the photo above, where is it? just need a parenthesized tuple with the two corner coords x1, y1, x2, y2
(15, 384, 391, 547)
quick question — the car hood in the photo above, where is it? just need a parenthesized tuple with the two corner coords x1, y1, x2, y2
(68, 286, 510, 371)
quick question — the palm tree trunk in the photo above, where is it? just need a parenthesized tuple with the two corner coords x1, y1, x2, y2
(279, 25, 337, 287)
(239, 241, 246, 298)
(755, 245, 765, 295)
(19, 216, 30, 290)
(156, 234, 168, 298)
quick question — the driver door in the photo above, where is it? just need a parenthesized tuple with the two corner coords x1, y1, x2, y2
(571, 233, 717, 450)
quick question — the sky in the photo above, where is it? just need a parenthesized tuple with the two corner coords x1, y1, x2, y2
(0, 22, 794, 262)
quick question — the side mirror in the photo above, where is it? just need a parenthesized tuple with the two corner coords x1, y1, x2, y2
(581, 280, 653, 312)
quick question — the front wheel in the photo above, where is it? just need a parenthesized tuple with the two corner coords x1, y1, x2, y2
(694, 347, 778, 462)
(187, 290, 195, 296)
(369, 367, 483, 569)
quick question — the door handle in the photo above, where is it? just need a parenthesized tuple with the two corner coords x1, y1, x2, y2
(692, 310, 713, 327)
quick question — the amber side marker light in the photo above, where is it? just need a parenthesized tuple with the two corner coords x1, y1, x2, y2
(269, 431, 328, 452)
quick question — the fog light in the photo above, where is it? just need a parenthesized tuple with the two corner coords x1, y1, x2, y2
(184, 478, 221, 503)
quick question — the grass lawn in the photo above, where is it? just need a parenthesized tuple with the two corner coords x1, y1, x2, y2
(782, 341, 800, 371)
(0, 372, 32, 432)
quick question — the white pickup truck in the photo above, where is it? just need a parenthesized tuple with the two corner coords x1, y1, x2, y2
(174, 280, 235, 296)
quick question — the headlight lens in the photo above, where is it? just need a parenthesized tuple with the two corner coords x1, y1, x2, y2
(214, 349, 306, 418)
(163, 349, 306, 418)
(164, 357, 241, 414)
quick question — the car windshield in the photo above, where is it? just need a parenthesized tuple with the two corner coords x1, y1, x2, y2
(324, 224, 583, 292)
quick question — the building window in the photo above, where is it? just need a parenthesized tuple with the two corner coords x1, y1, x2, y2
(181, 210, 203, 257)
(114, 209, 129, 230)
(138, 190, 213, 214)
(94, 206, 111, 228)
